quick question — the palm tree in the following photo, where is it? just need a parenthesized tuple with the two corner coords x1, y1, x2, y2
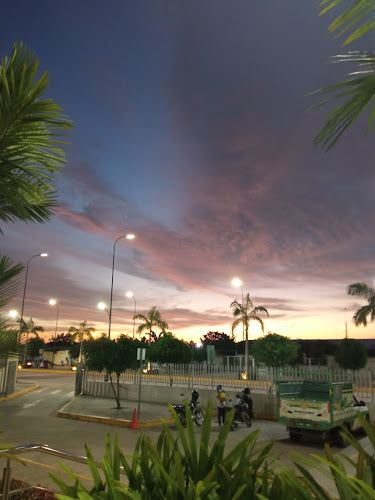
(0, 42, 72, 230)
(19, 318, 44, 364)
(134, 306, 168, 342)
(313, 1, 375, 150)
(347, 283, 375, 327)
(0, 255, 24, 357)
(68, 321, 95, 363)
(231, 293, 269, 377)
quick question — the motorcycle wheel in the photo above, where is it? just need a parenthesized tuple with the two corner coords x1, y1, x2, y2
(194, 409, 204, 426)
(231, 421, 239, 431)
(242, 411, 252, 427)
(178, 414, 187, 427)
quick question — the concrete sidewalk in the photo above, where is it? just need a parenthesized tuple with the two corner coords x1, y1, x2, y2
(58, 395, 175, 427)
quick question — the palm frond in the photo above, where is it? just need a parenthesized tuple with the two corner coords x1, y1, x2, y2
(347, 282, 375, 298)
(0, 42, 72, 230)
(353, 305, 371, 326)
(250, 316, 265, 332)
(311, 52, 375, 150)
(319, 0, 375, 46)
(231, 317, 243, 334)
(0, 254, 24, 308)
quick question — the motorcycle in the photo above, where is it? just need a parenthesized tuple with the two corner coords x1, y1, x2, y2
(171, 390, 205, 427)
(227, 398, 252, 430)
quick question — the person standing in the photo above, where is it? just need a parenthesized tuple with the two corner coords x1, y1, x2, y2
(216, 384, 227, 426)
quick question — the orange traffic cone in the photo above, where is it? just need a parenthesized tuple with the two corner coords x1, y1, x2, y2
(130, 409, 138, 429)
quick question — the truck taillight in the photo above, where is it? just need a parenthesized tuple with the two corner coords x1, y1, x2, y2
(327, 402, 330, 414)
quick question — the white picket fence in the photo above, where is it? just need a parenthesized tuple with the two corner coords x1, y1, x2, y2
(83, 364, 375, 402)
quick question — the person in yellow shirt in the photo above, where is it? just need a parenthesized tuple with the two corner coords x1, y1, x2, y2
(216, 384, 227, 426)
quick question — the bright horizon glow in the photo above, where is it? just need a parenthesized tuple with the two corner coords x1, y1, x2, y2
(9, 310, 17, 318)
(232, 278, 242, 288)
(126, 291, 133, 298)
(49, 299, 56, 305)
(97, 302, 106, 310)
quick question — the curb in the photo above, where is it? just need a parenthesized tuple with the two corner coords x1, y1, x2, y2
(0, 384, 40, 402)
(57, 402, 174, 428)
(18, 368, 75, 374)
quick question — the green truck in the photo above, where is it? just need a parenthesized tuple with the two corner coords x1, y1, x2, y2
(276, 370, 369, 446)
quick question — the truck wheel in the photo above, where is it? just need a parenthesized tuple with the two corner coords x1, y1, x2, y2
(289, 431, 302, 442)
(333, 428, 348, 448)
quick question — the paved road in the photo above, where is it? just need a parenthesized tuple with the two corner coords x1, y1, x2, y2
(0, 371, 369, 496)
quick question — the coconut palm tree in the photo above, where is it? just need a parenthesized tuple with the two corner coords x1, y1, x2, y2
(134, 306, 168, 342)
(0, 42, 72, 230)
(313, 1, 375, 150)
(231, 293, 269, 377)
(18, 318, 44, 364)
(347, 282, 375, 326)
(0, 255, 24, 357)
(68, 321, 95, 362)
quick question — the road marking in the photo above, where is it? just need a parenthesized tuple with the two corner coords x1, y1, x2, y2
(67, 391, 74, 397)
(35, 388, 47, 393)
(50, 389, 62, 394)
(23, 399, 42, 409)
(17, 457, 93, 481)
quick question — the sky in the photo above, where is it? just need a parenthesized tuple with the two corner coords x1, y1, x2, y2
(1, 1, 375, 343)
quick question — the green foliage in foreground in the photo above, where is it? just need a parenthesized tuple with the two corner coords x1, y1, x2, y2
(50, 404, 375, 499)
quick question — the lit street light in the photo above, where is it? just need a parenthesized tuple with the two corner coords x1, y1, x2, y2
(126, 291, 137, 339)
(108, 234, 135, 339)
(49, 299, 59, 337)
(9, 310, 18, 319)
(20, 253, 48, 364)
(232, 277, 244, 341)
(97, 302, 109, 315)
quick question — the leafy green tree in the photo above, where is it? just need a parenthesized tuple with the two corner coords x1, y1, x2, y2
(231, 293, 269, 376)
(201, 332, 236, 356)
(18, 317, 44, 363)
(347, 282, 375, 326)
(68, 321, 95, 362)
(83, 335, 140, 408)
(252, 332, 299, 369)
(313, 1, 375, 150)
(134, 306, 168, 342)
(148, 333, 192, 364)
(27, 337, 45, 358)
(68, 343, 80, 361)
(335, 338, 367, 370)
(49, 332, 72, 346)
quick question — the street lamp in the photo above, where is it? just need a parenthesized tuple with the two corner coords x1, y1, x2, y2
(232, 277, 250, 377)
(9, 310, 18, 319)
(49, 299, 59, 367)
(126, 291, 137, 339)
(19, 253, 48, 363)
(232, 278, 244, 341)
(97, 302, 109, 315)
(108, 234, 135, 339)
(49, 299, 59, 337)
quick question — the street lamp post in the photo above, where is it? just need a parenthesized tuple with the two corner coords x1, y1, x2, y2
(49, 299, 59, 366)
(126, 292, 137, 339)
(19, 253, 48, 363)
(108, 234, 135, 339)
(232, 277, 249, 376)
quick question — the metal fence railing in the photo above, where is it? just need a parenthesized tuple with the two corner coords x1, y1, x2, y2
(82, 364, 375, 402)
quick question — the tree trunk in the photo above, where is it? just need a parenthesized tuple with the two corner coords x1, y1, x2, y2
(108, 373, 121, 408)
(244, 323, 249, 378)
